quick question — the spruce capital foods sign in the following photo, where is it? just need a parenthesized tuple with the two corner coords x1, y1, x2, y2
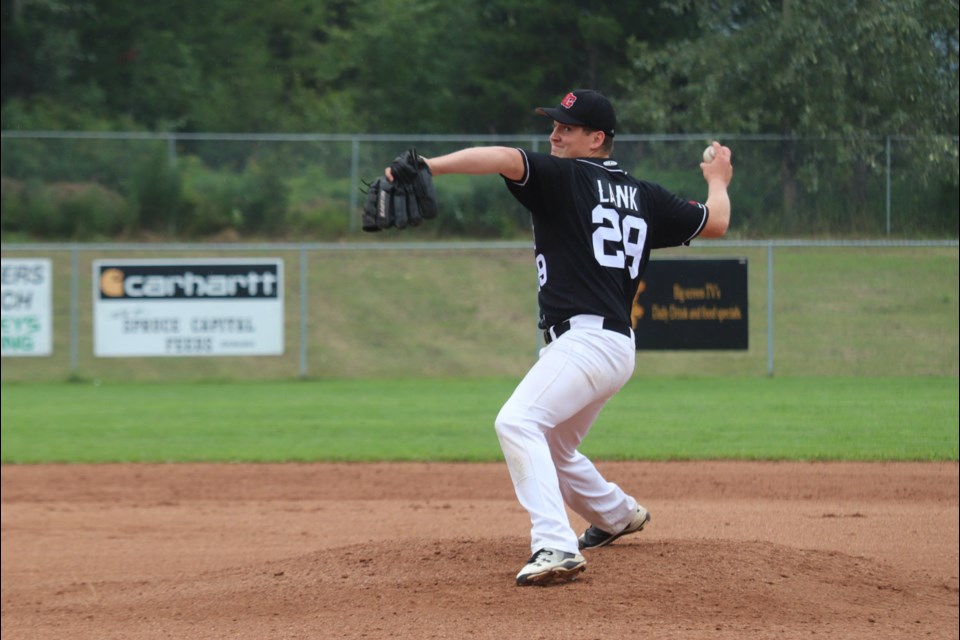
(93, 259, 284, 357)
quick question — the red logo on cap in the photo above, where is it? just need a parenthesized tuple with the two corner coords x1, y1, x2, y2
(561, 92, 577, 109)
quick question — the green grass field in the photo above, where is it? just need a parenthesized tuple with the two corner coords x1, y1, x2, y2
(2, 245, 957, 464)
(2, 376, 956, 463)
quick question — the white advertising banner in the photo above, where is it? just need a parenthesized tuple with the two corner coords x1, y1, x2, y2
(93, 258, 284, 357)
(1, 258, 53, 357)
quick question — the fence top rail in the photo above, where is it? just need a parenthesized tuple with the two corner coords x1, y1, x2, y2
(2, 239, 958, 253)
(3, 130, 958, 144)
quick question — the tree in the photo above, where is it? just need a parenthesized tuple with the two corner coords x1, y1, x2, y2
(619, 0, 959, 229)
(1, 0, 367, 132)
(1, 0, 103, 114)
(621, 0, 958, 136)
(338, 0, 698, 134)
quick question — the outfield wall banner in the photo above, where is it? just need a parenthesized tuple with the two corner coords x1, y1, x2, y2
(1, 258, 53, 357)
(93, 259, 284, 357)
(631, 258, 748, 350)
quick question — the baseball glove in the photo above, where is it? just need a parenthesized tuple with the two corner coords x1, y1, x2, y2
(362, 148, 437, 232)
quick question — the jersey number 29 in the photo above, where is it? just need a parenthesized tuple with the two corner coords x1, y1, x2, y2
(592, 205, 647, 278)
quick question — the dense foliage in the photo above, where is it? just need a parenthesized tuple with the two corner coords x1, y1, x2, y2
(2, 0, 957, 240)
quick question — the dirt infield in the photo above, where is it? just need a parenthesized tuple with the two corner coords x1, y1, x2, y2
(2, 461, 957, 640)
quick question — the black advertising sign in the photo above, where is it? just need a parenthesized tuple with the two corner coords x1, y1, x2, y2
(631, 259, 748, 350)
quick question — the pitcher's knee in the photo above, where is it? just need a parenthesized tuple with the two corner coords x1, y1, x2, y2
(494, 407, 539, 443)
(494, 411, 517, 441)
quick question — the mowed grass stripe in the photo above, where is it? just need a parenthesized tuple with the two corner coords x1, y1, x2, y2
(2, 376, 956, 463)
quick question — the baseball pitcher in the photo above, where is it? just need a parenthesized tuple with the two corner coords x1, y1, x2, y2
(366, 89, 733, 586)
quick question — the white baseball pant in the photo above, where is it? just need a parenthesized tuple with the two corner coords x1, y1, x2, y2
(495, 314, 640, 554)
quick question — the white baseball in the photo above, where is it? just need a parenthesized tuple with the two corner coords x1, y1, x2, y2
(702, 145, 716, 163)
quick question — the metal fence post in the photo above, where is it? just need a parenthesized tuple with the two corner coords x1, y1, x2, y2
(299, 247, 309, 378)
(167, 134, 177, 169)
(767, 243, 775, 377)
(885, 136, 892, 235)
(349, 137, 360, 233)
(69, 246, 80, 376)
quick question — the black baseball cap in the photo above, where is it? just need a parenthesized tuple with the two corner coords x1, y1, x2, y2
(536, 90, 616, 138)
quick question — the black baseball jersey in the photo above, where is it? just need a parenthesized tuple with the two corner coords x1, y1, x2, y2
(504, 149, 708, 329)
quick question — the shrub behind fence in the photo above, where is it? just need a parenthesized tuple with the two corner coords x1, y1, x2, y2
(2, 132, 957, 241)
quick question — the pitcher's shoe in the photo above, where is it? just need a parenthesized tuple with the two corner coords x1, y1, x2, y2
(515, 548, 586, 586)
(578, 505, 651, 550)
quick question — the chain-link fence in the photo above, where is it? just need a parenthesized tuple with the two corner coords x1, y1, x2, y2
(2, 240, 957, 382)
(2, 132, 957, 240)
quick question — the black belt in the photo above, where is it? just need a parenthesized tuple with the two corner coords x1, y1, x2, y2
(543, 318, 632, 345)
